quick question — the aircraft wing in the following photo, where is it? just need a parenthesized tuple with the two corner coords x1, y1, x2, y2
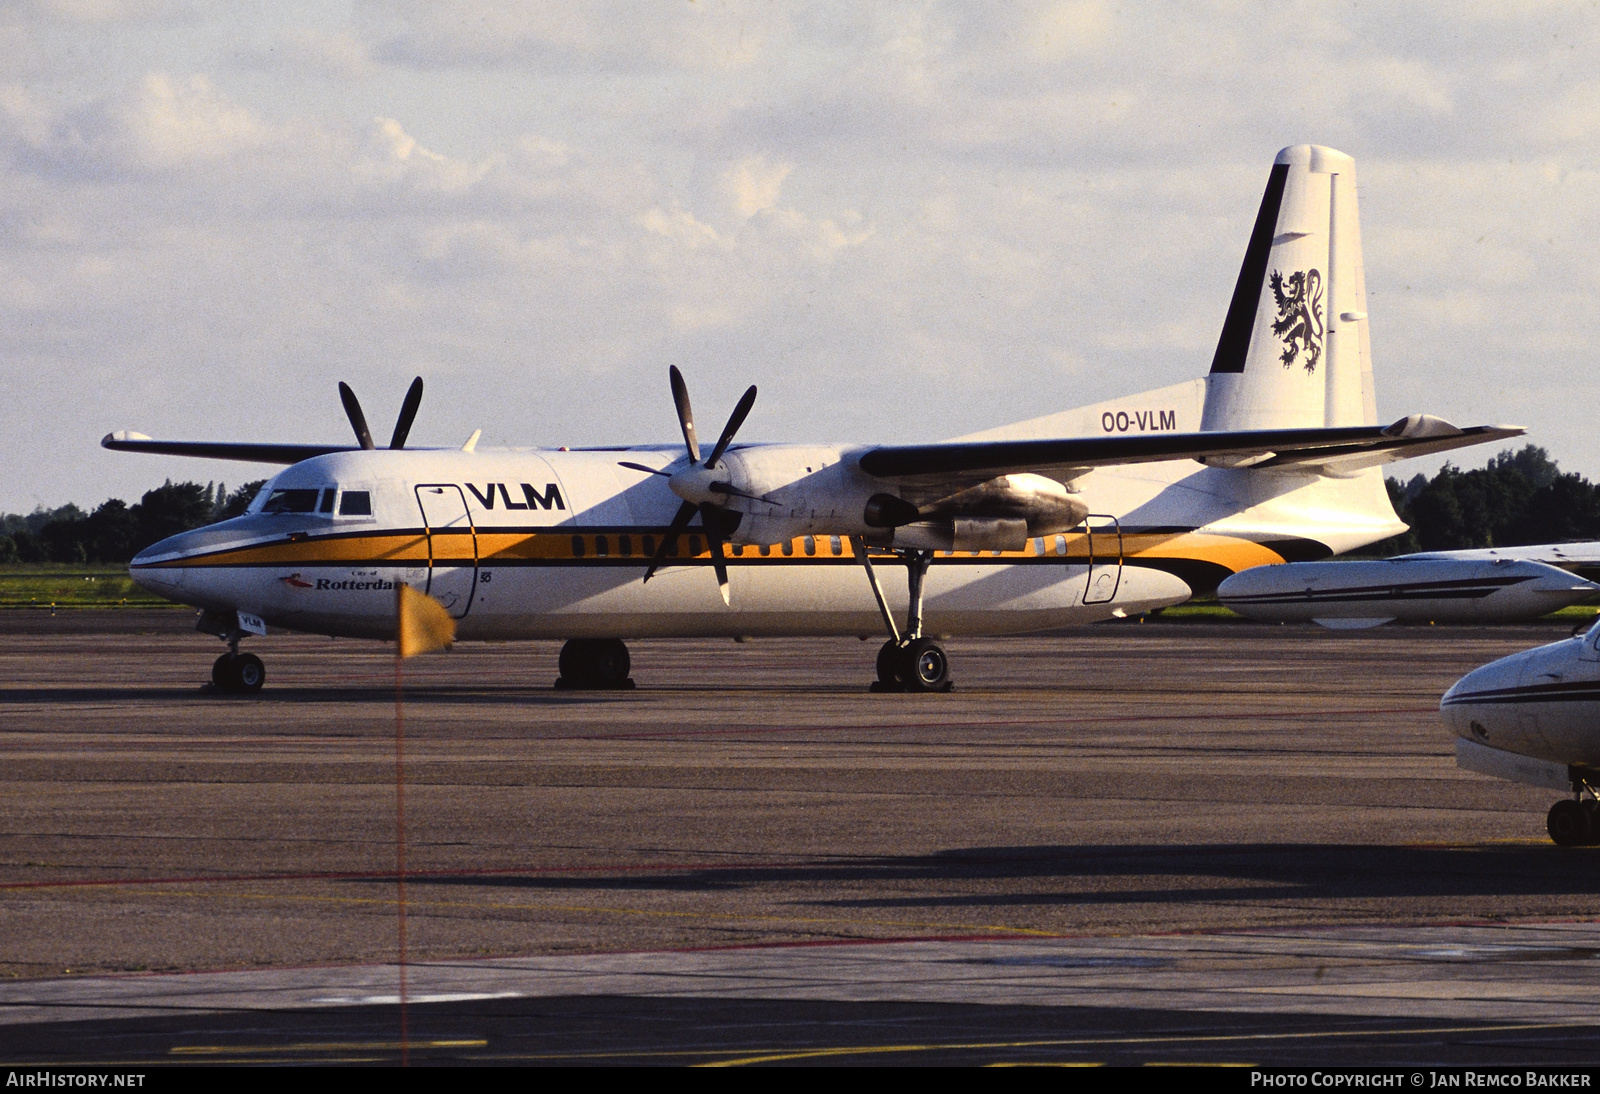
(101, 432, 361, 464)
(857, 416, 1522, 489)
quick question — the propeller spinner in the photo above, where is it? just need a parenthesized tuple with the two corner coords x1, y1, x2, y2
(623, 366, 758, 604)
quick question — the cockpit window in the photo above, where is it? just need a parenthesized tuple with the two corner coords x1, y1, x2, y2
(262, 488, 320, 514)
(319, 488, 336, 513)
(339, 491, 372, 516)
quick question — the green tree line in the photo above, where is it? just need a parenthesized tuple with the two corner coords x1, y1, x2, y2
(0, 480, 264, 565)
(1369, 445, 1600, 555)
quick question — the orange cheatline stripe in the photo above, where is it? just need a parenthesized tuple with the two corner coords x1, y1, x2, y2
(140, 527, 1299, 572)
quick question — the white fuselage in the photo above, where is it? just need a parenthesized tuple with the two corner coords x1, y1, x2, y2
(1217, 558, 1600, 627)
(129, 442, 1404, 643)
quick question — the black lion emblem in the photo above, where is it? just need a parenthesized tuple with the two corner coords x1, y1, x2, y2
(1269, 268, 1323, 373)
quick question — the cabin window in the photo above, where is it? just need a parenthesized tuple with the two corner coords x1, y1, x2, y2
(618, 535, 632, 557)
(263, 488, 320, 514)
(595, 535, 609, 557)
(642, 535, 655, 557)
(339, 491, 372, 516)
(830, 535, 842, 556)
(759, 544, 770, 557)
(1054, 535, 1067, 556)
(1033, 538, 1045, 556)
(781, 540, 794, 557)
(571, 535, 585, 557)
(732, 544, 745, 557)
(688, 535, 703, 556)
(319, 488, 336, 514)
(803, 536, 816, 556)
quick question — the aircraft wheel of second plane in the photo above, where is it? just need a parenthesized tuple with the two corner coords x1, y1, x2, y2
(1546, 799, 1594, 848)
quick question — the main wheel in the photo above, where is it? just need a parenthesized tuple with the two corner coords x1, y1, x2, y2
(558, 638, 594, 684)
(1548, 799, 1591, 847)
(212, 653, 235, 690)
(900, 638, 951, 693)
(876, 640, 904, 686)
(590, 639, 631, 687)
(557, 638, 632, 689)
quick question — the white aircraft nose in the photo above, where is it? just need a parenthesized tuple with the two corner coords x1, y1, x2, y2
(1440, 650, 1526, 740)
(1526, 572, 1600, 596)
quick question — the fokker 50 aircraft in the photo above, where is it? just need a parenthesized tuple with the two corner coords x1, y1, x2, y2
(106, 145, 1519, 694)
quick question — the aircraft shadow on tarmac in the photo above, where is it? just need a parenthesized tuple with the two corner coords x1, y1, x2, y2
(392, 843, 1600, 906)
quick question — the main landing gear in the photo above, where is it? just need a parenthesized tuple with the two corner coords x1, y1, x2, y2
(555, 638, 635, 690)
(1547, 780, 1600, 847)
(855, 540, 953, 694)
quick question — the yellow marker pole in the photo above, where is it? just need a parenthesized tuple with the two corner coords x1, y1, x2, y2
(393, 583, 455, 1065)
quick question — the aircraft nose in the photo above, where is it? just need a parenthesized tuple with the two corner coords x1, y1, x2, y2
(1520, 561, 1600, 600)
(1439, 652, 1525, 741)
(129, 531, 195, 592)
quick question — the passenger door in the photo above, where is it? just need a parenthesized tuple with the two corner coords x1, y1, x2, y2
(1083, 514, 1123, 605)
(414, 484, 478, 618)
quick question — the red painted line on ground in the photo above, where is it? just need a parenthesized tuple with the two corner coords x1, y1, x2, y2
(0, 858, 814, 892)
(545, 707, 1442, 742)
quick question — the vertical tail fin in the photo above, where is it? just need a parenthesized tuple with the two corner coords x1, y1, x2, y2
(1201, 145, 1376, 432)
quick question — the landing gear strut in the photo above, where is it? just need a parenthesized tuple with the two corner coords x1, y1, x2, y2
(855, 540, 952, 694)
(555, 638, 635, 690)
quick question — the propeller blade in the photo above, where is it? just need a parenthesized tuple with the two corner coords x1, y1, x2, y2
(704, 385, 757, 471)
(701, 504, 731, 606)
(338, 382, 376, 451)
(643, 500, 698, 584)
(618, 461, 672, 477)
(668, 365, 700, 463)
(389, 376, 424, 449)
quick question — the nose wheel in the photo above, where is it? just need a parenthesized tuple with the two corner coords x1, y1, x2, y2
(1548, 797, 1600, 847)
(211, 652, 266, 695)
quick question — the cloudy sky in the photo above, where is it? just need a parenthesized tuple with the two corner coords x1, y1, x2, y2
(4, 1, 1598, 513)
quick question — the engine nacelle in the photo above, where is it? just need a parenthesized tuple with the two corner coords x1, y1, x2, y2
(923, 473, 1087, 536)
(892, 518, 1031, 553)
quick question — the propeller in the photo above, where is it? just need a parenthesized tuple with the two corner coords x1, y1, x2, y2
(390, 377, 424, 449)
(339, 377, 426, 452)
(633, 366, 759, 604)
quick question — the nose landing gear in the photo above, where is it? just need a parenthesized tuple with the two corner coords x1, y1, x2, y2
(1547, 775, 1600, 847)
(195, 609, 268, 696)
(856, 541, 953, 694)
